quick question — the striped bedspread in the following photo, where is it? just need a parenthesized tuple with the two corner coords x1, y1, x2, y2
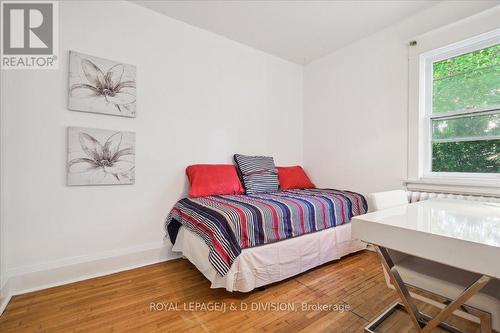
(165, 189, 367, 276)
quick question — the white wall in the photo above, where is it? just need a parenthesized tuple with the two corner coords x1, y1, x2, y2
(0, 64, 6, 310)
(303, 1, 499, 194)
(0, 0, 302, 287)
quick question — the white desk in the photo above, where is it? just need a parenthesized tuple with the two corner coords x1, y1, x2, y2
(352, 198, 500, 333)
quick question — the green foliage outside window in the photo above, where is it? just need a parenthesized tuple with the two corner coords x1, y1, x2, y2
(431, 43, 500, 173)
(433, 44, 500, 114)
(432, 140, 500, 173)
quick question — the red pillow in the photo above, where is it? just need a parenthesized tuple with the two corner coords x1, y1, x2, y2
(276, 166, 315, 190)
(186, 164, 244, 198)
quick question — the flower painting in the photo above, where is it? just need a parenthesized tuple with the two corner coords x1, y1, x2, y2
(67, 127, 135, 185)
(68, 51, 136, 117)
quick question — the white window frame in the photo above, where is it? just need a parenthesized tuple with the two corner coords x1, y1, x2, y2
(419, 29, 500, 182)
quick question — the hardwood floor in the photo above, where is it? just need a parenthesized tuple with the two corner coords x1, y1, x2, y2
(0, 250, 483, 333)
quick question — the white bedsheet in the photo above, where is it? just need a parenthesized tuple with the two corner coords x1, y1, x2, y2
(172, 224, 366, 292)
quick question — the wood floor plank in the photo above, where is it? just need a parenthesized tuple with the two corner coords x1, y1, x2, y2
(0, 250, 486, 333)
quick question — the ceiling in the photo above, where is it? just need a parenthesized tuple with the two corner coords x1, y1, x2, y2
(135, 0, 434, 64)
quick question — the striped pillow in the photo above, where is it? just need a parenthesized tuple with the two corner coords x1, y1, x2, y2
(234, 154, 279, 194)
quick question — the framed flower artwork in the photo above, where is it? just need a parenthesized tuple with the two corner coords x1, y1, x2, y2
(68, 51, 136, 117)
(67, 127, 135, 185)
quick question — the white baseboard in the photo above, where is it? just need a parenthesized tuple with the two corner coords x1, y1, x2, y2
(0, 241, 181, 316)
(0, 278, 12, 315)
(0, 295, 11, 316)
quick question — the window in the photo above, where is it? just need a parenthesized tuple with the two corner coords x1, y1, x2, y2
(421, 30, 500, 180)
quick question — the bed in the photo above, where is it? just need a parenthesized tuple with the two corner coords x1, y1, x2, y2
(165, 188, 368, 292)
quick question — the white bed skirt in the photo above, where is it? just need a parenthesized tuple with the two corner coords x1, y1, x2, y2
(172, 224, 366, 292)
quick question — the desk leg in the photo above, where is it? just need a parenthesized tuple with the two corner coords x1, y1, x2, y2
(377, 246, 424, 332)
(369, 246, 492, 333)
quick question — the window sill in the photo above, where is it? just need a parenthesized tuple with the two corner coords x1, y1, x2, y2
(403, 178, 500, 197)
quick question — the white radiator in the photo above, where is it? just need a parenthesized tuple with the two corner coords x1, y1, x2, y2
(406, 191, 500, 204)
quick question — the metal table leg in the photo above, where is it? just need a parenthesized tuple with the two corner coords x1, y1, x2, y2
(365, 246, 492, 333)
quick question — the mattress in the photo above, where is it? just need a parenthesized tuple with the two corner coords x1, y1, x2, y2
(165, 189, 368, 276)
(173, 225, 367, 292)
